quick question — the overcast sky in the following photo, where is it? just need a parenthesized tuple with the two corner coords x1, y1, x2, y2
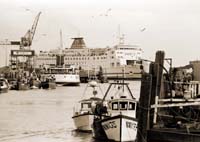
(0, 0, 200, 67)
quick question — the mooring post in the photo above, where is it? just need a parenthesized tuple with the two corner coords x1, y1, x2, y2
(149, 51, 165, 128)
(137, 51, 165, 142)
(137, 73, 152, 142)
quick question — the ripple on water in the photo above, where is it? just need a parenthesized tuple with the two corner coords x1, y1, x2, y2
(0, 81, 141, 142)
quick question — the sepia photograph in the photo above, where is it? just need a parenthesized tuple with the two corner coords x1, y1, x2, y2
(0, 0, 200, 142)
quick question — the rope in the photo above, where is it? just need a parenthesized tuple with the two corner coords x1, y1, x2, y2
(137, 129, 147, 142)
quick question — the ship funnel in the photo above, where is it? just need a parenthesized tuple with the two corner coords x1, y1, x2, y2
(70, 37, 86, 49)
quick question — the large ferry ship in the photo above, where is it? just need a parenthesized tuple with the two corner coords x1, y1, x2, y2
(35, 37, 144, 79)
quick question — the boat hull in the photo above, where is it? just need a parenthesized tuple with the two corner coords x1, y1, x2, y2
(40, 81, 56, 89)
(18, 83, 29, 90)
(54, 74, 80, 86)
(0, 87, 8, 93)
(92, 116, 108, 140)
(72, 113, 94, 132)
(101, 115, 137, 141)
(0, 78, 9, 93)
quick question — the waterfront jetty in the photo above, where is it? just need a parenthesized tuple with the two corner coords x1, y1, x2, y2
(137, 51, 200, 142)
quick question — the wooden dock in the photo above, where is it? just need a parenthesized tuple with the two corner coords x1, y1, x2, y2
(137, 51, 200, 142)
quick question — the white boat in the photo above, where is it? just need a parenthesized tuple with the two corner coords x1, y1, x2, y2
(93, 82, 137, 141)
(47, 67, 80, 86)
(0, 78, 9, 93)
(72, 81, 103, 132)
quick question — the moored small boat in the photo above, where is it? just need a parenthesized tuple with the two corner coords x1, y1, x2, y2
(0, 78, 9, 93)
(40, 75, 56, 89)
(92, 82, 138, 141)
(18, 82, 29, 90)
(9, 77, 30, 91)
(72, 81, 103, 132)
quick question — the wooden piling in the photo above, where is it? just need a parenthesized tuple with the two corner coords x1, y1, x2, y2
(149, 51, 165, 128)
(137, 50, 200, 142)
(137, 51, 165, 142)
(137, 73, 152, 142)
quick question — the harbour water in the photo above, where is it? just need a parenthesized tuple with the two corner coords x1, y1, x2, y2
(0, 81, 141, 142)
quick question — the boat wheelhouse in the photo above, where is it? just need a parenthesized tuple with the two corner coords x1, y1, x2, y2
(72, 81, 103, 132)
(92, 82, 138, 141)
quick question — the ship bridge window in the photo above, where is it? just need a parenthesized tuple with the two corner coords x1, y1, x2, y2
(112, 102, 119, 110)
(81, 103, 91, 110)
(0, 82, 3, 86)
(129, 102, 135, 110)
(136, 60, 142, 64)
(119, 102, 128, 110)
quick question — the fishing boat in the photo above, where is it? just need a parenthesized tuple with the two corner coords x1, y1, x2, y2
(72, 80, 103, 132)
(29, 71, 41, 89)
(0, 78, 9, 93)
(40, 75, 56, 89)
(92, 82, 138, 141)
(46, 67, 80, 86)
(10, 78, 29, 90)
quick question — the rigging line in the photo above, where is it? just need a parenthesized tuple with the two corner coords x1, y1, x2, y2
(137, 103, 151, 111)
(81, 83, 89, 100)
(98, 84, 105, 98)
(137, 129, 147, 142)
(168, 107, 196, 122)
(156, 63, 173, 97)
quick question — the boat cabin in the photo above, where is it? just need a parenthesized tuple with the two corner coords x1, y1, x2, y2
(0, 78, 8, 86)
(47, 67, 78, 75)
(75, 97, 102, 115)
(108, 98, 137, 118)
(81, 100, 92, 112)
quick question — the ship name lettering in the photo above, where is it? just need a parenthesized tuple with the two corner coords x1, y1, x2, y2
(102, 121, 117, 130)
(126, 121, 137, 129)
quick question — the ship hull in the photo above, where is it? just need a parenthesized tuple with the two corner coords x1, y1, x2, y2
(72, 114, 94, 132)
(54, 74, 80, 86)
(0, 87, 8, 93)
(101, 115, 137, 142)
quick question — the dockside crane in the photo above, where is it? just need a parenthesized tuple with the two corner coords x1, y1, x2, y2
(0, 12, 41, 48)
(20, 12, 41, 49)
(0, 41, 20, 46)
(0, 12, 41, 69)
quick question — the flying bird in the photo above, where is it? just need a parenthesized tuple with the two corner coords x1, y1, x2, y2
(25, 8, 30, 11)
(99, 8, 112, 17)
(140, 28, 146, 32)
(105, 8, 112, 16)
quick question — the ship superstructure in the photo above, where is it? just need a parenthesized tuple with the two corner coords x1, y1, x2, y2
(35, 37, 143, 78)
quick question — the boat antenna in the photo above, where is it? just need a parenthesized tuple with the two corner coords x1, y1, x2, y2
(60, 29, 63, 49)
(118, 24, 121, 45)
(122, 66, 125, 92)
(118, 25, 124, 45)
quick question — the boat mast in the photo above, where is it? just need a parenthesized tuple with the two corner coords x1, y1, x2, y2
(59, 29, 63, 67)
(60, 29, 63, 50)
(118, 25, 124, 45)
(122, 66, 125, 92)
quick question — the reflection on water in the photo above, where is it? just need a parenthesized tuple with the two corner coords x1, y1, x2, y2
(0, 81, 140, 142)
